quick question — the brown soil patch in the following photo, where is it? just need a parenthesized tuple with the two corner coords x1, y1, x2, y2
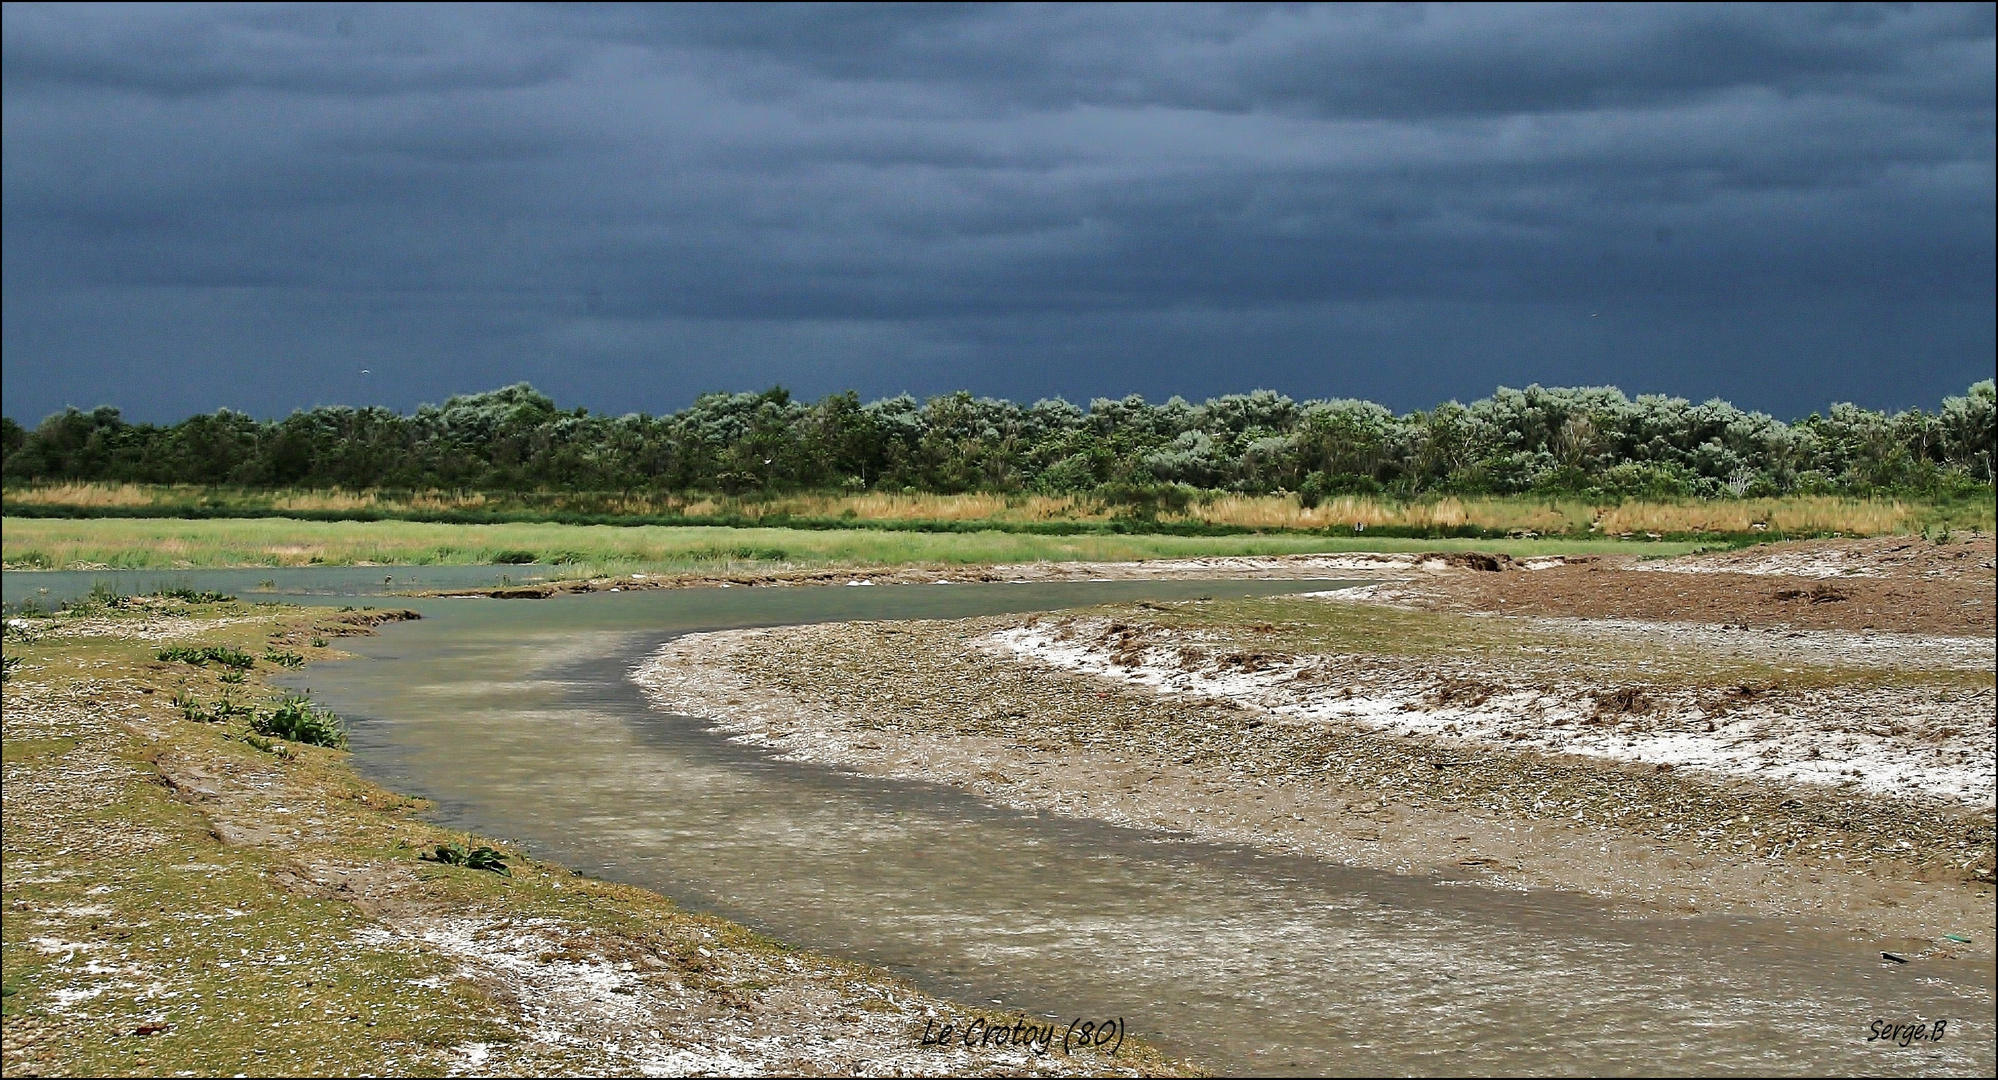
(1402, 538, 1994, 636)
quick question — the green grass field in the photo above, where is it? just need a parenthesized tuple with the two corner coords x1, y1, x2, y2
(0, 515, 1695, 575)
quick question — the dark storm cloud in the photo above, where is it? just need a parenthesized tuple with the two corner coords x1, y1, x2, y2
(3, 3, 1992, 422)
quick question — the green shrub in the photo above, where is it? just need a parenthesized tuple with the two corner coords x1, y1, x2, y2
(1297, 471, 1329, 509)
(252, 693, 346, 748)
(491, 549, 538, 564)
(263, 648, 305, 668)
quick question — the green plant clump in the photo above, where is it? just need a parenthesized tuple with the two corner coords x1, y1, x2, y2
(422, 841, 511, 876)
(252, 693, 347, 748)
(173, 690, 249, 723)
(263, 648, 306, 668)
(157, 645, 257, 669)
(152, 587, 235, 602)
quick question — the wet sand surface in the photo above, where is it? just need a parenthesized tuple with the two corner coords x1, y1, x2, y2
(303, 575, 1992, 1076)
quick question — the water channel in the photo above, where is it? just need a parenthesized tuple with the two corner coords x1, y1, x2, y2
(15, 566, 1983, 1074)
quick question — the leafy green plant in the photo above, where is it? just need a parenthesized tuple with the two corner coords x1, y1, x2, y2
(151, 587, 234, 603)
(243, 733, 296, 759)
(172, 691, 247, 723)
(309, 636, 328, 648)
(251, 693, 346, 748)
(157, 645, 257, 669)
(422, 840, 511, 876)
(61, 581, 130, 616)
(219, 670, 246, 684)
(262, 648, 305, 668)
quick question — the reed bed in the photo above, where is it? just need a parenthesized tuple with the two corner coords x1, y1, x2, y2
(1591, 498, 1932, 536)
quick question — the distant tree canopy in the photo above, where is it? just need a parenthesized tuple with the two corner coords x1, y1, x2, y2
(3, 380, 1993, 501)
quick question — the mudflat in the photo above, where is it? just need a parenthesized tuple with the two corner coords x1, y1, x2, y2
(636, 536, 1996, 955)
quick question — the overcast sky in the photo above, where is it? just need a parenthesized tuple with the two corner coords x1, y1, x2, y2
(3, 2, 1992, 424)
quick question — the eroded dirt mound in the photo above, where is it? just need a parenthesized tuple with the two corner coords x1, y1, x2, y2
(1635, 534, 1996, 581)
(1405, 539, 1994, 637)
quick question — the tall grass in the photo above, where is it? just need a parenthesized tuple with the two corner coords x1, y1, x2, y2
(6, 481, 1985, 536)
(1592, 498, 1928, 536)
(0, 516, 1686, 573)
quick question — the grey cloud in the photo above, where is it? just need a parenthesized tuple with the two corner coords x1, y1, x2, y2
(2, 3, 578, 96)
(602, 3, 1994, 117)
(2, 3, 1991, 424)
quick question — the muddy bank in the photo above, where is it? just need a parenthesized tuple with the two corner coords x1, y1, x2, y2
(1, 603, 1180, 1077)
(634, 547, 1996, 955)
(1377, 534, 1996, 637)
(449, 534, 1994, 640)
(437, 550, 1523, 598)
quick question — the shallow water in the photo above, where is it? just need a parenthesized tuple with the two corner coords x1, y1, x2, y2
(292, 581, 1991, 1076)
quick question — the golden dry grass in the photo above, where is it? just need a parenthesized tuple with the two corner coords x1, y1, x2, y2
(1592, 498, 1920, 536)
(4, 482, 1982, 537)
(4, 482, 167, 508)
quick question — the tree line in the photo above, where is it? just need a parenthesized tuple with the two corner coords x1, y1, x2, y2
(3, 380, 1992, 502)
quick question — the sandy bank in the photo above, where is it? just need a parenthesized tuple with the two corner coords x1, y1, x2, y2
(984, 617, 1994, 805)
(635, 601, 1995, 957)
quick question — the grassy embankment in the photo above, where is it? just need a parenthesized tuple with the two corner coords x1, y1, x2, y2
(6, 482, 1989, 539)
(0, 595, 1176, 1075)
(1, 516, 1700, 576)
